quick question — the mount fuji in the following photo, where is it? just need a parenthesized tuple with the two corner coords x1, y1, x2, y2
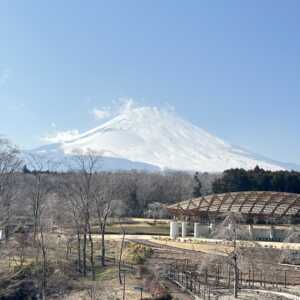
(30, 104, 297, 172)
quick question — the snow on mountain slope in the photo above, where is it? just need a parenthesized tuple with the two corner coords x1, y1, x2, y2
(33, 105, 290, 172)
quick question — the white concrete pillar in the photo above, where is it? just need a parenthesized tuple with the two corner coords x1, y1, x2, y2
(170, 221, 179, 239)
(194, 223, 200, 238)
(248, 224, 254, 240)
(270, 225, 275, 240)
(182, 221, 188, 238)
(209, 223, 215, 233)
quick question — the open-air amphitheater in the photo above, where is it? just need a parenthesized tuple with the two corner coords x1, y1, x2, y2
(152, 191, 300, 299)
(167, 191, 300, 241)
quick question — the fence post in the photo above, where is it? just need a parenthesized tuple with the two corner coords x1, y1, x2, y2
(248, 268, 251, 287)
(260, 270, 262, 287)
(181, 266, 183, 284)
(284, 270, 287, 288)
(186, 273, 188, 289)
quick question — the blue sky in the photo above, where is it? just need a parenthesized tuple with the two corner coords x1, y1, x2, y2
(1, 1, 300, 164)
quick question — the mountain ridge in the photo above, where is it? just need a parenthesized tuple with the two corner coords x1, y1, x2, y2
(30, 105, 300, 172)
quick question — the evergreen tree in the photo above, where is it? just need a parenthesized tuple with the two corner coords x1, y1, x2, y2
(192, 172, 202, 197)
(212, 167, 300, 194)
(22, 164, 31, 174)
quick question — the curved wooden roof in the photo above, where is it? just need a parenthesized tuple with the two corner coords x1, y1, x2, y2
(167, 191, 300, 219)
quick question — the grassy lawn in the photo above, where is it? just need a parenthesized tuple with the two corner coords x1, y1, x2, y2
(95, 265, 119, 281)
(105, 219, 170, 235)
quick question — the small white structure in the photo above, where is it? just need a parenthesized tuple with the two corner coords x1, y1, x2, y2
(209, 222, 215, 233)
(170, 221, 179, 239)
(248, 224, 254, 239)
(270, 225, 275, 240)
(194, 223, 200, 238)
(181, 221, 188, 237)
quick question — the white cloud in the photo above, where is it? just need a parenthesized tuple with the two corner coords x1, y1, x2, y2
(42, 129, 80, 143)
(92, 98, 139, 121)
(117, 97, 137, 113)
(42, 98, 141, 144)
(0, 68, 12, 87)
(92, 107, 112, 120)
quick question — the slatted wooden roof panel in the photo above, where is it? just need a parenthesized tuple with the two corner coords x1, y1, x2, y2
(167, 191, 300, 218)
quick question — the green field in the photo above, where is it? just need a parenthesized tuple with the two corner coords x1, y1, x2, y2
(90, 218, 170, 235)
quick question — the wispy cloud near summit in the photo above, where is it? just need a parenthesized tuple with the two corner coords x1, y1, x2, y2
(42, 129, 80, 143)
(91, 98, 137, 120)
(91, 107, 112, 120)
(41, 98, 142, 145)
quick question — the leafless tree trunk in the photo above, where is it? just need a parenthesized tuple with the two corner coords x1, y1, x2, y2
(0, 138, 21, 242)
(93, 174, 121, 267)
(83, 226, 87, 277)
(87, 218, 95, 280)
(101, 224, 106, 266)
(62, 152, 102, 279)
(76, 228, 82, 272)
(39, 225, 47, 300)
(96, 203, 111, 267)
(24, 154, 53, 299)
(233, 233, 238, 298)
(118, 218, 126, 285)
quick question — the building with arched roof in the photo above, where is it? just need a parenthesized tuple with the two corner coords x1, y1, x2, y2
(166, 191, 300, 241)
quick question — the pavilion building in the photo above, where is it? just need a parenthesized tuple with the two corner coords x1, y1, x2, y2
(166, 191, 300, 241)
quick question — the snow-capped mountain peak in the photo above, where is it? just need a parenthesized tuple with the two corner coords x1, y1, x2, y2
(33, 104, 293, 172)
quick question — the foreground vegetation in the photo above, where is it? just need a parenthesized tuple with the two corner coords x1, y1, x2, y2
(1, 137, 300, 299)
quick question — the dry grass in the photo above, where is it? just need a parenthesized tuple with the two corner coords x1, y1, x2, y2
(61, 266, 151, 300)
(151, 237, 233, 255)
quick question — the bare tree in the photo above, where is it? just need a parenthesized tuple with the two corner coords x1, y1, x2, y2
(92, 173, 121, 267)
(59, 174, 84, 273)
(63, 151, 102, 280)
(212, 213, 246, 298)
(0, 138, 21, 241)
(25, 154, 55, 299)
(118, 217, 126, 285)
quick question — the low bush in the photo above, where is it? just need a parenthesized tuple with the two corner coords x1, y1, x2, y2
(124, 243, 153, 264)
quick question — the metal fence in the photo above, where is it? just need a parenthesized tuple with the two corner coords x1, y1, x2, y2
(166, 259, 300, 299)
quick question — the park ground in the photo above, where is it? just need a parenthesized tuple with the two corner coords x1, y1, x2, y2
(2, 218, 300, 300)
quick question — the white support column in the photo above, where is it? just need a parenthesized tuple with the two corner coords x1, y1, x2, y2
(248, 224, 254, 240)
(182, 221, 188, 238)
(170, 221, 179, 239)
(270, 225, 275, 240)
(194, 223, 200, 238)
(209, 223, 215, 234)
